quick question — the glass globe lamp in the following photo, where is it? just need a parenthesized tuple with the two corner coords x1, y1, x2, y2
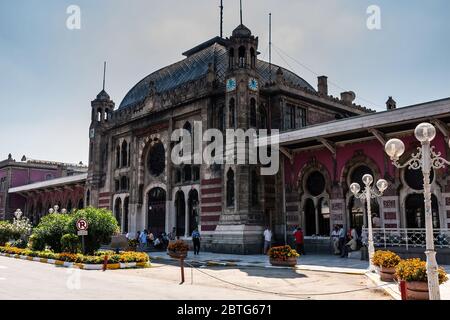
(385, 138, 405, 159)
(376, 179, 388, 192)
(414, 123, 436, 142)
(350, 183, 360, 195)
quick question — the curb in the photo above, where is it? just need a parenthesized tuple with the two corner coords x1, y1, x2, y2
(0, 252, 150, 270)
(365, 271, 401, 300)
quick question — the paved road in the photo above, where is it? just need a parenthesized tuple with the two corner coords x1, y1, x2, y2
(0, 256, 390, 300)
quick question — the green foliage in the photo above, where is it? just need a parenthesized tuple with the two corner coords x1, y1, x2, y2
(61, 234, 80, 253)
(8, 239, 27, 248)
(70, 207, 119, 254)
(30, 213, 72, 252)
(0, 221, 14, 245)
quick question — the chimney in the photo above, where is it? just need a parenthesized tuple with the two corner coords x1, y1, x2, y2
(340, 91, 356, 105)
(318, 76, 328, 96)
(386, 96, 396, 110)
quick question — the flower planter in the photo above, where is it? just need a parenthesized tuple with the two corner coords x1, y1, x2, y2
(269, 257, 297, 267)
(379, 266, 397, 282)
(405, 281, 429, 300)
(168, 250, 188, 260)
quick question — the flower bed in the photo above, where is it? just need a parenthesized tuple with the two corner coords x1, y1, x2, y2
(0, 245, 149, 266)
(372, 250, 401, 282)
(395, 258, 448, 285)
(268, 245, 299, 267)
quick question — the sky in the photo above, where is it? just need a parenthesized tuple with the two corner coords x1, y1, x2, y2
(0, 0, 449, 164)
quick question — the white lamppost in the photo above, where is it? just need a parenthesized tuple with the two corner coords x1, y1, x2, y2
(385, 122, 450, 300)
(350, 174, 388, 272)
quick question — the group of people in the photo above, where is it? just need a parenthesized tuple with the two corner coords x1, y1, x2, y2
(330, 225, 359, 258)
(262, 226, 305, 255)
(129, 227, 202, 255)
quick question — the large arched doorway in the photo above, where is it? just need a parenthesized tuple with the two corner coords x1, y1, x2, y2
(304, 199, 316, 236)
(188, 189, 199, 235)
(405, 194, 439, 229)
(147, 188, 166, 236)
(175, 191, 186, 237)
(114, 198, 122, 231)
(318, 198, 330, 236)
(349, 196, 364, 232)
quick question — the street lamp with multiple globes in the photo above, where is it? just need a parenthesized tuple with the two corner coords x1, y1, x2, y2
(385, 122, 450, 300)
(350, 174, 388, 272)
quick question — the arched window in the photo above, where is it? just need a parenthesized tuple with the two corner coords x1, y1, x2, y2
(229, 98, 235, 128)
(226, 169, 235, 207)
(218, 105, 225, 132)
(404, 167, 434, 191)
(250, 47, 256, 68)
(250, 98, 257, 127)
(114, 198, 122, 230)
(121, 141, 128, 167)
(251, 170, 258, 206)
(183, 122, 192, 162)
(97, 108, 102, 122)
(104, 109, 109, 121)
(228, 48, 235, 69)
(86, 190, 90, 207)
(120, 176, 128, 191)
(306, 171, 326, 197)
(350, 165, 373, 189)
(318, 198, 330, 236)
(124, 197, 129, 233)
(147, 142, 166, 176)
(304, 199, 316, 236)
(116, 146, 120, 168)
(260, 105, 267, 129)
(405, 194, 439, 228)
(238, 46, 246, 68)
(184, 165, 192, 182)
(175, 191, 186, 237)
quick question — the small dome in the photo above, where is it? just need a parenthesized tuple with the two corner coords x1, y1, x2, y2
(96, 89, 110, 101)
(232, 24, 252, 37)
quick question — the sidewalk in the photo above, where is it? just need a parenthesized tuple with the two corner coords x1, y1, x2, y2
(147, 250, 369, 274)
(366, 266, 450, 300)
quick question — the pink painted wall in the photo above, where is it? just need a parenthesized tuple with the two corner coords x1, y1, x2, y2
(285, 132, 449, 185)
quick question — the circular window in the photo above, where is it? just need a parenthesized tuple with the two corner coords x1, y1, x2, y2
(350, 165, 373, 188)
(404, 167, 434, 191)
(306, 171, 326, 196)
(147, 143, 165, 176)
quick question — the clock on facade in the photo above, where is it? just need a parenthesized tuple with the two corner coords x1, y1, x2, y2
(89, 128, 95, 139)
(226, 78, 237, 92)
(248, 78, 258, 91)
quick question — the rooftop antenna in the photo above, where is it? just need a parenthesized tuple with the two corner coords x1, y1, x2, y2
(269, 13, 272, 83)
(240, 0, 243, 25)
(102, 61, 106, 91)
(220, 0, 224, 38)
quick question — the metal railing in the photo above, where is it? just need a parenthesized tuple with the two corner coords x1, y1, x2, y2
(362, 228, 450, 250)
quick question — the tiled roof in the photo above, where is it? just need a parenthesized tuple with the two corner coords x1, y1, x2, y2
(118, 38, 315, 110)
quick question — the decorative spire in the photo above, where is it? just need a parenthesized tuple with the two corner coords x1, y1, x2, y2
(102, 61, 106, 91)
(220, 0, 224, 38)
(240, 0, 243, 25)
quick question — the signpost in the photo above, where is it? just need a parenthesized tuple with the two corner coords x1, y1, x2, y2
(76, 219, 88, 254)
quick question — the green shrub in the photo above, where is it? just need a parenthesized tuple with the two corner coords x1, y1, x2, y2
(8, 239, 27, 249)
(70, 207, 119, 254)
(61, 234, 80, 253)
(27, 233, 46, 251)
(30, 213, 72, 252)
(0, 221, 14, 245)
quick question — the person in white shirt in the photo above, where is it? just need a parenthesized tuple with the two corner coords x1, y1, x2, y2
(263, 227, 272, 255)
(330, 225, 340, 254)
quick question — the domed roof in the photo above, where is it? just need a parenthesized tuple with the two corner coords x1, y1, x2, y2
(232, 24, 252, 37)
(118, 39, 315, 110)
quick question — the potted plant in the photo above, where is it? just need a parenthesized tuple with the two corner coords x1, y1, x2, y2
(268, 245, 299, 267)
(395, 258, 448, 300)
(372, 250, 401, 282)
(167, 240, 189, 259)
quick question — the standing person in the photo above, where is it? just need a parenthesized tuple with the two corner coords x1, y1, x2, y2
(293, 227, 305, 255)
(339, 225, 347, 258)
(263, 226, 272, 255)
(139, 230, 148, 252)
(330, 225, 340, 255)
(192, 228, 201, 255)
(168, 227, 176, 241)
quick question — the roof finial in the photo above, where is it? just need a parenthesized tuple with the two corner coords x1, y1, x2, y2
(240, 0, 243, 25)
(220, 0, 224, 38)
(269, 13, 272, 83)
(102, 61, 106, 91)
